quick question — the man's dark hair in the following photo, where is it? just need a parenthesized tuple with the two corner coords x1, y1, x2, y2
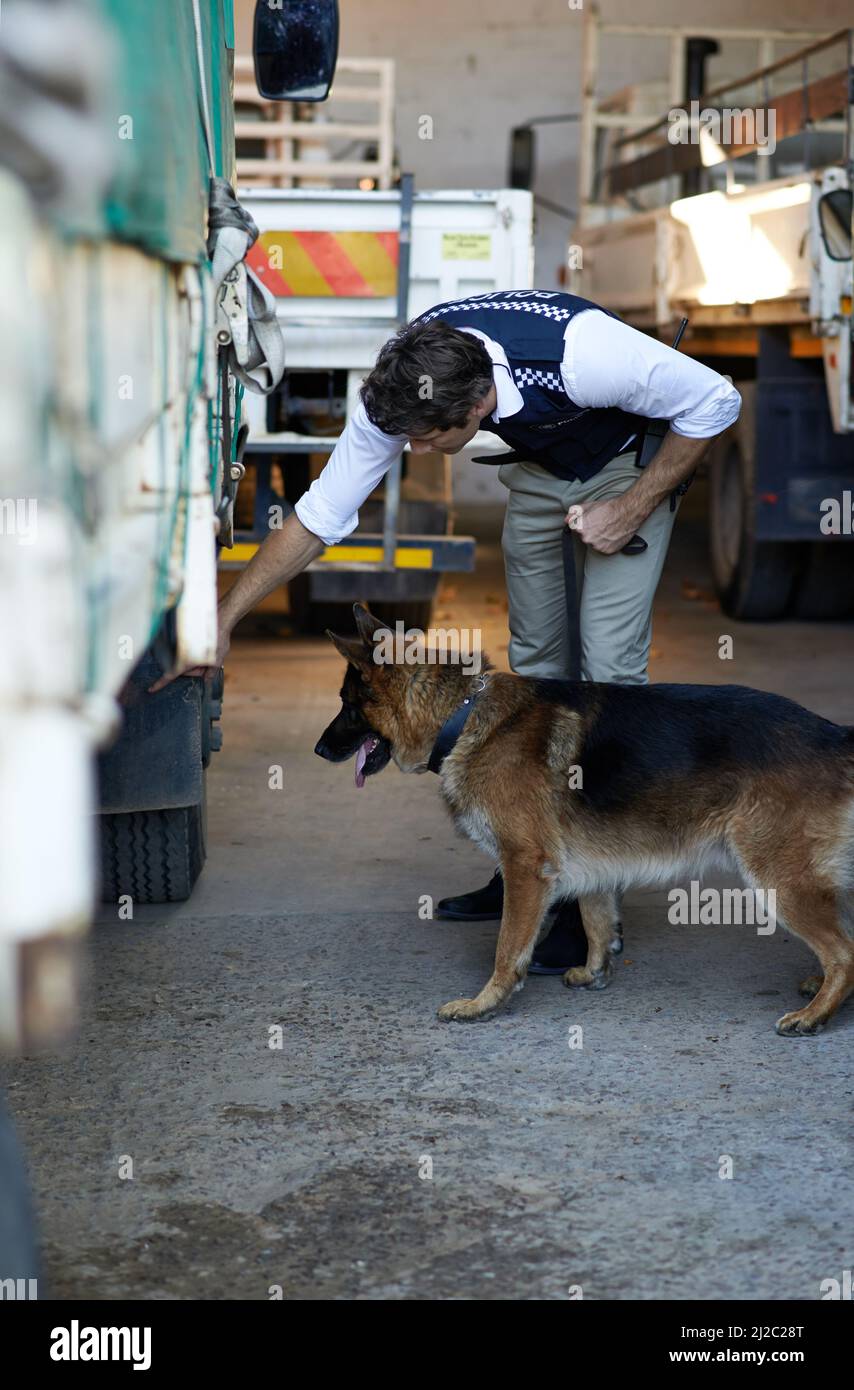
(360, 319, 494, 437)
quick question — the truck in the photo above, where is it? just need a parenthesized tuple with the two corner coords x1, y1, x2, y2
(0, 0, 339, 1288)
(523, 17, 854, 620)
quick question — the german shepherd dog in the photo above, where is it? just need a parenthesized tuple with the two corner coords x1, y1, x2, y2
(316, 605, 854, 1036)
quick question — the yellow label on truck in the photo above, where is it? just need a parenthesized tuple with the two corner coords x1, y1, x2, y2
(441, 233, 492, 261)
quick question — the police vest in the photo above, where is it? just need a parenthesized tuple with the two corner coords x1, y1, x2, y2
(417, 290, 643, 481)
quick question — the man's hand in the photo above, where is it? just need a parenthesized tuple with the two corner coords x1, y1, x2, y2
(149, 614, 232, 692)
(147, 512, 325, 694)
(566, 433, 715, 555)
(566, 497, 644, 556)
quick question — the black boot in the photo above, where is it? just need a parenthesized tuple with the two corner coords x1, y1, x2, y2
(437, 869, 503, 921)
(529, 898, 589, 975)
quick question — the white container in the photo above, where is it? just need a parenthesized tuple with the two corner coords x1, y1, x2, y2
(239, 187, 534, 369)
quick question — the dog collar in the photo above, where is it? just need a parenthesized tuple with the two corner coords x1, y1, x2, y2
(427, 676, 486, 774)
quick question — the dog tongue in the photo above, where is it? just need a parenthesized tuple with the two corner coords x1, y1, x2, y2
(355, 736, 374, 789)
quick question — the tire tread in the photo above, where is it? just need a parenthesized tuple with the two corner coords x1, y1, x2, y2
(99, 805, 205, 904)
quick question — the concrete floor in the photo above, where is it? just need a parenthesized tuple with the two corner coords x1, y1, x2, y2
(3, 491, 854, 1300)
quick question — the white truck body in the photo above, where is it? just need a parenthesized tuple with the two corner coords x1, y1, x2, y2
(237, 187, 534, 445)
(0, 170, 220, 1049)
(573, 169, 853, 433)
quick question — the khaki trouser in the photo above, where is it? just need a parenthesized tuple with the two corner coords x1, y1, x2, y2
(498, 448, 679, 684)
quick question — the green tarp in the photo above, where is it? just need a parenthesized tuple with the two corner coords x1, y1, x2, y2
(85, 0, 236, 262)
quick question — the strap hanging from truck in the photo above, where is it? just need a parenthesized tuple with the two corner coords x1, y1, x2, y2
(207, 178, 286, 394)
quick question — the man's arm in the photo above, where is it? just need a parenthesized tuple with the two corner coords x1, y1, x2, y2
(220, 511, 325, 632)
(228, 398, 403, 625)
(149, 513, 323, 689)
(151, 401, 405, 687)
(561, 311, 741, 554)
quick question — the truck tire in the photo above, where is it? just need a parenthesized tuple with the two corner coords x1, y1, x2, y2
(708, 398, 799, 620)
(0, 1093, 40, 1289)
(792, 543, 854, 620)
(100, 792, 207, 905)
(98, 648, 221, 906)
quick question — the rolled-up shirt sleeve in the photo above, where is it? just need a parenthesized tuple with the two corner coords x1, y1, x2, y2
(562, 309, 741, 438)
(293, 399, 407, 546)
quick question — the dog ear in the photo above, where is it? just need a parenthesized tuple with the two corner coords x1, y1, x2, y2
(353, 603, 387, 644)
(325, 630, 374, 676)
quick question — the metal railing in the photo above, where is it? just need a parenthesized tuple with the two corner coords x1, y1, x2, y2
(234, 55, 396, 190)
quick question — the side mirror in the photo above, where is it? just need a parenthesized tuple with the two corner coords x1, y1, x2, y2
(818, 188, 852, 262)
(253, 0, 339, 102)
(509, 126, 535, 191)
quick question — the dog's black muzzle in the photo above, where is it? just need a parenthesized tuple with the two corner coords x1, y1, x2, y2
(314, 708, 392, 779)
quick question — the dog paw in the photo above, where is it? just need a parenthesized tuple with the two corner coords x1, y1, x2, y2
(798, 974, 823, 999)
(563, 957, 614, 991)
(609, 922, 624, 956)
(775, 1008, 825, 1038)
(437, 997, 494, 1023)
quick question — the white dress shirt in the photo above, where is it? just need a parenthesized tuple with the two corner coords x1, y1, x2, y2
(294, 308, 742, 546)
